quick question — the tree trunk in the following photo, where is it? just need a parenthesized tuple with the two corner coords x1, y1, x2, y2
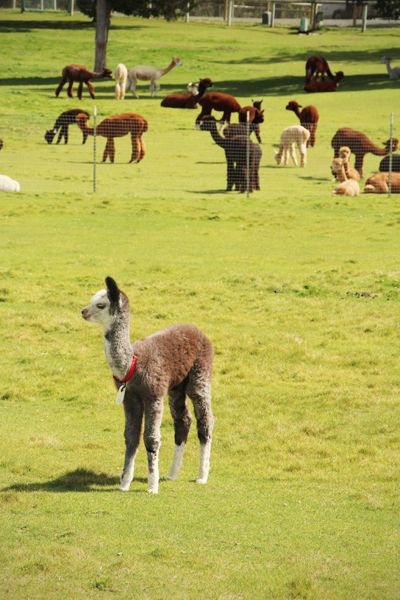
(95, 0, 112, 71)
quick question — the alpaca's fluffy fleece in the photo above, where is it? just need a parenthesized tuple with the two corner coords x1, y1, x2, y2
(114, 64, 128, 100)
(0, 174, 20, 192)
(332, 179, 360, 196)
(274, 126, 310, 167)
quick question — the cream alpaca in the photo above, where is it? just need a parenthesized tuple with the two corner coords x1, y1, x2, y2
(114, 64, 128, 100)
(274, 126, 310, 167)
(331, 159, 360, 196)
(381, 56, 400, 80)
(0, 174, 20, 192)
(126, 57, 182, 98)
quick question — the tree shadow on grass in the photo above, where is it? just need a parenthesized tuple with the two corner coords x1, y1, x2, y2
(1, 468, 148, 493)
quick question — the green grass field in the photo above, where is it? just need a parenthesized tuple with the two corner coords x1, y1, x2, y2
(0, 10, 400, 599)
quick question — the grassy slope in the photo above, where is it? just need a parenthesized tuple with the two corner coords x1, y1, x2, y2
(0, 11, 400, 599)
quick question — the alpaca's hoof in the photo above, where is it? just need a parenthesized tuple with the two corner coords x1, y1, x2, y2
(117, 485, 130, 492)
(196, 478, 207, 484)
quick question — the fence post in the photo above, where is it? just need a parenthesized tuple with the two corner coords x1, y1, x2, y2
(246, 111, 250, 197)
(389, 112, 394, 197)
(93, 106, 97, 193)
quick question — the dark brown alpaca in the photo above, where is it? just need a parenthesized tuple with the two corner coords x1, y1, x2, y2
(305, 56, 335, 83)
(286, 100, 319, 147)
(196, 93, 241, 128)
(55, 64, 113, 100)
(76, 113, 148, 163)
(304, 72, 344, 93)
(0, 139, 3, 151)
(161, 78, 213, 109)
(238, 102, 264, 144)
(200, 115, 261, 193)
(82, 277, 214, 494)
(332, 128, 399, 177)
(45, 109, 90, 144)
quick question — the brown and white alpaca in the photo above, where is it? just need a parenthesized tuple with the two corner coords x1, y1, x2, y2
(195, 92, 242, 129)
(305, 56, 335, 83)
(304, 71, 344, 93)
(76, 113, 148, 163)
(274, 126, 310, 167)
(238, 103, 264, 143)
(126, 57, 182, 98)
(331, 159, 360, 196)
(161, 78, 213, 109)
(200, 115, 261, 193)
(364, 172, 400, 193)
(44, 109, 90, 145)
(55, 64, 113, 100)
(331, 128, 399, 177)
(115, 64, 128, 100)
(285, 100, 319, 147)
(82, 277, 214, 494)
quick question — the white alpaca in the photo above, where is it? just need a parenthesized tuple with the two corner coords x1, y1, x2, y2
(381, 56, 400, 80)
(331, 159, 360, 196)
(114, 63, 128, 99)
(274, 126, 310, 167)
(0, 174, 20, 192)
(126, 57, 182, 98)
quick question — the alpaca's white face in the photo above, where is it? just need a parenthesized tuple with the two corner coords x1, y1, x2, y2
(81, 289, 113, 329)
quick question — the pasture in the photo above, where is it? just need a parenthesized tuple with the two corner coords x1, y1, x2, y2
(0, 10, 400, 599)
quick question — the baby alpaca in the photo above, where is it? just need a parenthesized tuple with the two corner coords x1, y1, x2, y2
(82, 277, 214, 494)
(331, 159, 360, 196)
(274, 126, 310, 167)
(0, 174, 20, 192)
(334, 146, 360, 181)
(115, 64, 128, 99)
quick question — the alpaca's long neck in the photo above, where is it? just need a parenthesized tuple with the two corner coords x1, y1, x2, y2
(209, 125, 226, 148)
(103, 315, 133, 381)
(294, 108, 302, 119)
(385, 62, 392, 76)
(160, 61, 176, 76)
(336, 164, 347, 182)
(370, 144, 390, 156)
(196, 82, 209, 100)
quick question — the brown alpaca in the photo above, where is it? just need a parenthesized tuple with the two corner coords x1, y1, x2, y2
(76, 113, 148, 163)
(238, 103, 264, 143)
(196, 93, 241, 129)
(305, 56, 335, 83)
(285, 100, 319, 147)
(200, 115, 261, 193)
(330, 159, 360, 196)
(304, 72, 344, 93)
(45, 109, 90, 145)
(161, 78, 213, 109)
(55, 64, 113, 100)
(332, 128, 399, 177)
(364, 172, 400, 193)
(0, 139, 3, 151)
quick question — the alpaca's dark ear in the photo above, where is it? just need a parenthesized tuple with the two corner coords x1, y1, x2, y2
(105, 277, 119, 303)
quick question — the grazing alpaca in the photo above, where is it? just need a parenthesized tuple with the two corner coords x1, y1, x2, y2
(331, 159, 360, 196)
(82, 277, 214, 494)
(379, 154, 400, 172)
(304, 71, 344, 93)
(0, 139, 3, 151)
(305, 56, 334, 83)
(364, 172, 400, 193)
(238, 105, 264, 143)
(55, 64, 113, 100)
(381, 56, 400, 80)
(285, 100, 319, 147)
(161, 78, 213, 109)
(200, 116, 261, 193)
(115, 64, 128, 100)
(126, 57, 182, 98)
(76, 113, 148, 163)
(0, 174, 20, 192)
(274, 126, 310, 167)
(195, 93, 242, 129)
(44, 109, 90, 145)
(331, 127, 399, 177)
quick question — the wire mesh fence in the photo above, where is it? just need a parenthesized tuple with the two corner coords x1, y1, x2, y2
(0, 110, 397, 197)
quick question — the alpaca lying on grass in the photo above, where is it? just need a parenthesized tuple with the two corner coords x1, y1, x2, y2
(0, 174, 20, 192)
(304, 71, 344, 93)
(332, 146, 360, 181)
(274, 126, 310, 167)
(44, 109, 90, 145)
(161, 78, 213, 109)
(115, 64, 128, 100)
(81, 276, 214, 494)
(364, 172, 400, 193)
(331, 159, 360, 196)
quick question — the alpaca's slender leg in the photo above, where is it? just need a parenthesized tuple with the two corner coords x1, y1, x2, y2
(77, 80, 84, 100)
(130, 76, 139, 99)
(187, 375, 213, 485)
(152, 81, 161, 97)
(300, 144, 307, 167)
(56, 127, 64, 144)
(129, 132, 140, 163)
(62, 125, 69, 144)
(55, 75, 68, 97)
(290, 143, 298, 166)
(67, 79, 74, 98)
(82, 129, 89, 145)
(86, 81, 95, 100)
(103, 138, 114, 162)
(167, 383, 193, 481)
(138, 137, 146, 162)
(143, 400, 164, 493)
(226, 156, 235, 191)
(354, 153, 364, 178)
(284, 147, 290, 166)
(118, 394, 143, 491)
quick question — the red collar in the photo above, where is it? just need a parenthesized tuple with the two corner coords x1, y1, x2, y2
(113, 355, 137, 384)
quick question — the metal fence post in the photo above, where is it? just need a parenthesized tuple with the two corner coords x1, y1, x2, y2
(389, 113, 394, 197)
(246, 111, 250, 197)
(93, 106, 97, 193)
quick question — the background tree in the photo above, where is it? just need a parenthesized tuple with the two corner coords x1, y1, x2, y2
(374, 0, 400, 19)
(76, 0, 196, 71)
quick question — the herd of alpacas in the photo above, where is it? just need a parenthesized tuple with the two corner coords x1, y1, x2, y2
(1, 54, 399, 195)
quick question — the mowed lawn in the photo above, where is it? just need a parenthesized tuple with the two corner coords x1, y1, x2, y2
(0, 10, 400, 600)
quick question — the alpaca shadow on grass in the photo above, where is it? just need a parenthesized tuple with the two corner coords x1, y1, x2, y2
(1, 468, 143, 493)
